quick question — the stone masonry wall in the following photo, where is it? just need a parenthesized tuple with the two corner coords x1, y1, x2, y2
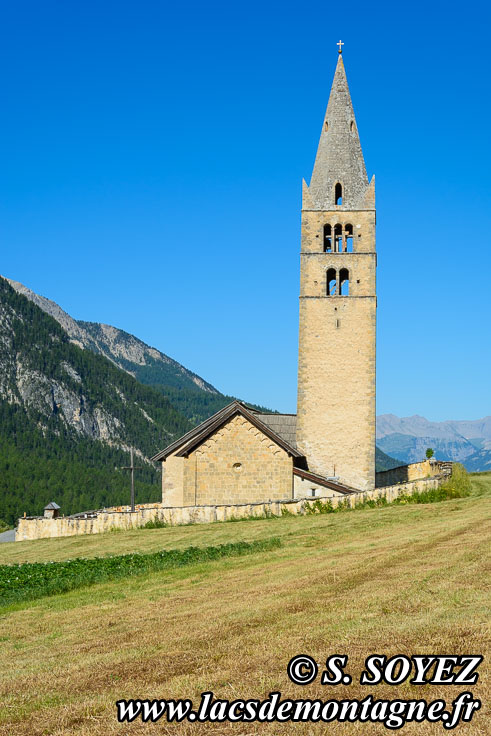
(161, 454, 185, 507)
(16, 475, 444, 541)
(186, 415, 293, 505)
(297, 207, 376, 491)
(162, 416, 293, 506)
(162, 416, 294, 507)
(375, 460, 450, 488)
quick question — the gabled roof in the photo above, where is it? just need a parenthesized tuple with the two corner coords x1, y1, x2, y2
(44, 501, 61, 510)
(151, 401, 304, 462)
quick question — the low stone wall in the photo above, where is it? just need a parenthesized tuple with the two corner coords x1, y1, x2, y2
(375, 460, 451, 488)
(15, 475, 445, 542)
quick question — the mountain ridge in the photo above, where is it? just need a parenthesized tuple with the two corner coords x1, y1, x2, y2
(5, 277, 279, 426)
(5, 277, 219, 396)
(376, 414, 491, 470)
(377, 413, 491, 441)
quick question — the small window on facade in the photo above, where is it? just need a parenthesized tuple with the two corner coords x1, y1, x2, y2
(340, 268, 349, 296)
(327, 268, 337, 296)
(325, 121, 328, 132)
(335, 183, 343, 205)
(323, 224, 332, 252)
(350, 121, 355, 133)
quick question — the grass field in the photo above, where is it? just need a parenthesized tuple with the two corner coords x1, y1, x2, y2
(0, 472, 489, 734)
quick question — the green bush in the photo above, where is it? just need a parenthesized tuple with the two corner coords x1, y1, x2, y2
(355, 496, 388, 510)
(226, 510, 279, 523)
(440, 463, 472, 496)
(305, 499, 339, 514)
(393, 464, 471, 505)
(142, 516, 168, 529)
(305, 465, 471, 515)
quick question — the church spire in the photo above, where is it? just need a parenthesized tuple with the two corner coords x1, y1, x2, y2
(307, 52, 369, 210)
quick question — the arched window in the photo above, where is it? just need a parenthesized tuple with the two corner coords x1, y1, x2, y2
(334, 223, 343, 252)
(345, 224, 353, 252)
(327, 268, 337, 296)
(340, 268, 349, 296)
(323, 224, 332, 252)
(335, 182, 343, 205)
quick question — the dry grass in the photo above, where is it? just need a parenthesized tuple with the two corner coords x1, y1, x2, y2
(0, 514, 299, 565)
(1, 474, 482, 567)
(0, 475, 489, 734)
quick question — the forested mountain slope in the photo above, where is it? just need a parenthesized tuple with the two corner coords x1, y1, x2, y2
(5, 277, 262, 424)
(375, 446, 403, 471)
(0, 277, 193, 524)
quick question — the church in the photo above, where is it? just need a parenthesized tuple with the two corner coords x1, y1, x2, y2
(152, 47, 376, 505)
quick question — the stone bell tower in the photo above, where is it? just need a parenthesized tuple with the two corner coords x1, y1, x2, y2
(296, 48, 376, 491)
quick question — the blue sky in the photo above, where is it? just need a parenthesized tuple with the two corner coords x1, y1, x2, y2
(1, 0, 490, 420)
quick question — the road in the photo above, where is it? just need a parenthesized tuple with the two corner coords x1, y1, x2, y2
(0, 530, 15, 543)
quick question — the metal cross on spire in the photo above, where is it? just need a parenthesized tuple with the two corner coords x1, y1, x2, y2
(337, 39, 344, 54)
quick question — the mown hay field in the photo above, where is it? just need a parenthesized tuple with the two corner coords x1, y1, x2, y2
(0, 472, 489, 735)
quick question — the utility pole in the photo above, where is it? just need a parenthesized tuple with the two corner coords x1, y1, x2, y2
(121, 449, 144, 512)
